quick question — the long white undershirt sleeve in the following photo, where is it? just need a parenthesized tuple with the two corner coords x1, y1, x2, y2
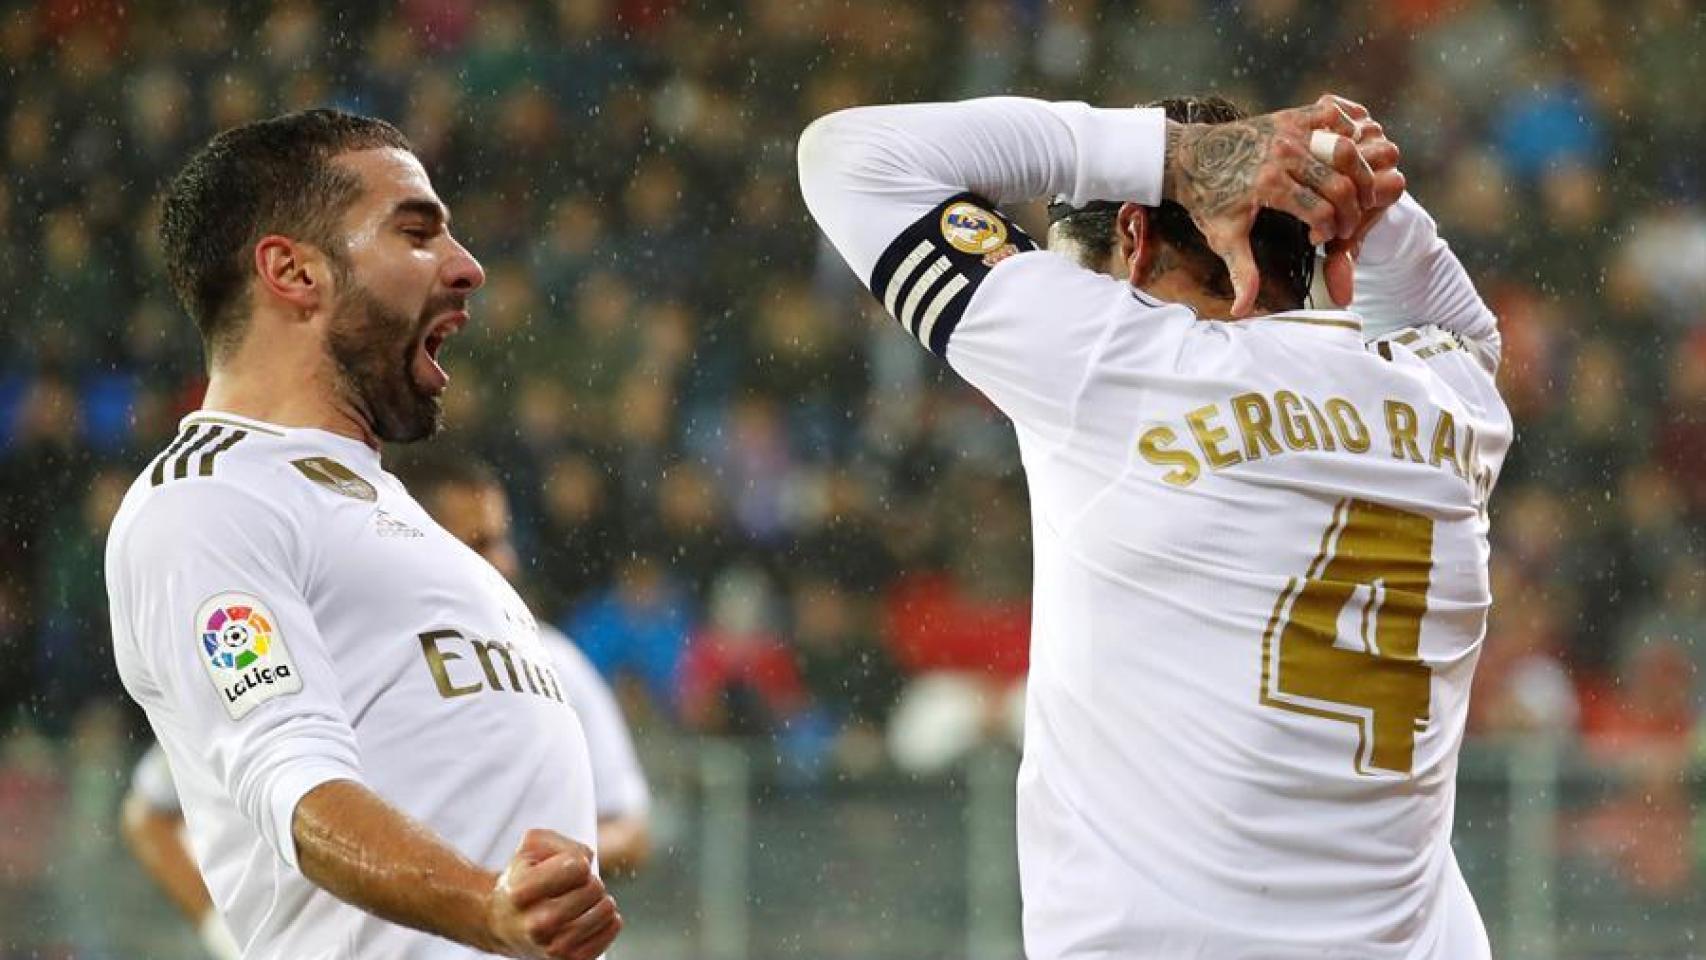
(1353, 193, 1501, 371)
(798, 98, 1166, 285)
(799, 99, 1183, 440)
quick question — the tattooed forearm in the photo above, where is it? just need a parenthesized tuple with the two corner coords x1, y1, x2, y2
(1162, 117, 1276, 219)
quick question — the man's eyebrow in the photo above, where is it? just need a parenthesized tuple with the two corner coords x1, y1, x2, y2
(392, 198, 451, 227)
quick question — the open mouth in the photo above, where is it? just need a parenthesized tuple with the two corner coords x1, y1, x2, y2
(414, 310, 468, 394)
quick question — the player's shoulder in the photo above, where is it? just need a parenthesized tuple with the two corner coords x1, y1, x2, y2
(1368, 324, 1472, 363)
(1365, 324, 1513, 438)
(1367, 325, 1505, 398)
(962, 247, 1196, 344)
(112, 412, 379, 555)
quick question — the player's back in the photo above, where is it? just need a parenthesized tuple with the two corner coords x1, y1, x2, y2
(996, 257, 1511, 959)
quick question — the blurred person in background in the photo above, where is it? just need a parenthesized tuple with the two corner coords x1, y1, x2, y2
(121, 743, 241, 960)
(883, 469, 1031, 775)
(566, 553, 695, 720)
(1575, 633, 1701, 898)
(802, 86, 1507, 957)
(104, 109, 619, 959)
(33, 466, 130, 735)
(789, 573, 902, 778)
(391, 445, 653, 876)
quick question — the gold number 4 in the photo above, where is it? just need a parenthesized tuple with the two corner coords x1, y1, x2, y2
(1259, 498, 1435, 776)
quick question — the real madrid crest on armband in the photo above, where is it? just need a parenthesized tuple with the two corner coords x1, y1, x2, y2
(196, 592, 303, 719)
(940, 201, 1009, 255)
(871, 192, 1037, 358)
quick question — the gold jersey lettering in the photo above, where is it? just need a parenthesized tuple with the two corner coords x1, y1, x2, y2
(1230, 392, 1283, 460)
(1385, 400, 1425, 463)
(1275, 391, 1319, 451)
(1139, 426, 1201, 487)
(1325, 398, 1372, 453)
(420, 631, 566, 703)
(1186, 404, 1242, 470)
(1428, 410, 1465, 479)
(419, 630, 482, 699)
(1303, 397, 1339, 452)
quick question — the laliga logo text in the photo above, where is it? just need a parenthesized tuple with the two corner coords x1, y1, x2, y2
(197, 592, 303, 719)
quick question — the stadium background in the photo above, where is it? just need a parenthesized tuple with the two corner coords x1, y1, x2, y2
(0, 0, 1701, 956)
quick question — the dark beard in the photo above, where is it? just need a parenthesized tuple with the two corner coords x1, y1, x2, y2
(326, 283, 442, 444)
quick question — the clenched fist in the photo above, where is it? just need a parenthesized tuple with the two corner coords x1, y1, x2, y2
(487, 830, 622, 960)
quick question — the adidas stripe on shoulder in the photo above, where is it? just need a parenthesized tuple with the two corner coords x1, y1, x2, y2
(869, 193, 1036, 357)
(148, 423, 249, 486)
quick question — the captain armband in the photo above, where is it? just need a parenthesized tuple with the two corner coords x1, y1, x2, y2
(869, 193, 1037, 357)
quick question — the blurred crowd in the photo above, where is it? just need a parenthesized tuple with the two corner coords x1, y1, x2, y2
(0, 0, 1701, 889)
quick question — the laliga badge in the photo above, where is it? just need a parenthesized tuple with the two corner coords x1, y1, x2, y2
(940, 201, 1008, 255)
(196, 592, 302, 720)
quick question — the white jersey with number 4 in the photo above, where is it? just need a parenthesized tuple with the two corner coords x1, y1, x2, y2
(106, 411, 599, 960)
(800, 99, 1511, 959)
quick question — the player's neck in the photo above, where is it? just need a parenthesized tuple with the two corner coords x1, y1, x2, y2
(1137, 273, 1239, 320)
(203, 344, 381, 450)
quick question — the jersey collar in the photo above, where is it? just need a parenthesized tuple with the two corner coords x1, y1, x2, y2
(1247, 309, 1364, 340)
(181, 409, 384, 467)
(180, 409, 289, 437)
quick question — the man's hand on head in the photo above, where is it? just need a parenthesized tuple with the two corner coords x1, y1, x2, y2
(1312, 95, 1407, 307)
(1162, 94, 1392, 317)
(488, 830, 622, 960)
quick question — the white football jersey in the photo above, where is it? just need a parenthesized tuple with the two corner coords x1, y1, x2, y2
(539, 625, 650, 821)
(129, 628, 646, 824)
(106, 411, 598, 960)
(801, 99, 1511, 958)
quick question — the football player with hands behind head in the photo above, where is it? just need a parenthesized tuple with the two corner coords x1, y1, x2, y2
(801, 89, 1506, 959)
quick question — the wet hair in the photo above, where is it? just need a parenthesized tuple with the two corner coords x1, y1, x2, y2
(1047, 95, 1316, 310)
(159, 108, 412, 362)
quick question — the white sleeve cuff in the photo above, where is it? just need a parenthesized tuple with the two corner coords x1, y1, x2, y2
(267, 760, 363, 869)
(1046, 104, 1167, 207)
(1357, 192, 1435, 267)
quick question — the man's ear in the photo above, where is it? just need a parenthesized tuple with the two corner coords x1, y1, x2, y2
(254, 236, 330, 317)
(1116, 202, 1151, 286)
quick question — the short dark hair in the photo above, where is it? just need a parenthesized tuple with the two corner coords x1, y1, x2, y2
(387, 441, 502, 507)
(159, 108, 412, 362)
(1048, 95, 1316, 311)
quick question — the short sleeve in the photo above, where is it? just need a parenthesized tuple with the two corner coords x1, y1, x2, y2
(107, 482, 364, 869)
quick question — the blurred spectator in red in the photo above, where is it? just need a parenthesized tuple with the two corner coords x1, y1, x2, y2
(679, 564, 806, 736)
(883, 471, 1030, 773)
(1466, 564, 1578, 736)
(1575, 637, 1700, 896)
(0, 726, 65, 938)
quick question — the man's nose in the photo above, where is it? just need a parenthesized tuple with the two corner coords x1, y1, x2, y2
(445, 237, 486, 293)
